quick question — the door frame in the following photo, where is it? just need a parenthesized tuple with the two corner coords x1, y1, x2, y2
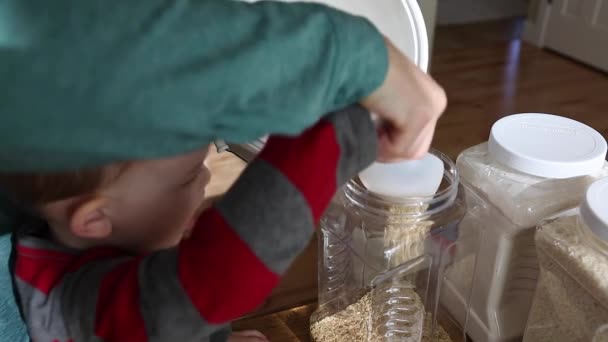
(523, 0, 553, 47)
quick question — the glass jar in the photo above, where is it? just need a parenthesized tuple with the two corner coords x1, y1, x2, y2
(441, 114, 608, 342)
(310, 150, 473, 342)
(524, 177, 608, 342)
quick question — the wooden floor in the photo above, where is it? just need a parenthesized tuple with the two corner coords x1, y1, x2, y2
(234, 19, 608, 341)
(432, 19, 608, 161)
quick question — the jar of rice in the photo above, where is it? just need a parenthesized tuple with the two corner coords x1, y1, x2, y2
(441, 113, 608, 342)
(310, 150, 473, 342)
(524, 177, 608, 342)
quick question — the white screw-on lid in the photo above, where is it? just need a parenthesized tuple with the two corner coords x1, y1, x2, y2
(580, 178, 608, 242)
(359, 153, 444, 197)
(488, 113, 607, 179)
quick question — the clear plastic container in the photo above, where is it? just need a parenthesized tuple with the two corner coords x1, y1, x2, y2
(310, 150, 475, 342)
(524, 177, 608, 342)
(441, 113, 608, 342)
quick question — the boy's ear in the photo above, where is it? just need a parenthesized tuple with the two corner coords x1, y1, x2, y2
(69, 197, 112, 239)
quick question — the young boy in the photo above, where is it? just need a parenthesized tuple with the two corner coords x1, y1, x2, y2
(2, 105, 378, 342)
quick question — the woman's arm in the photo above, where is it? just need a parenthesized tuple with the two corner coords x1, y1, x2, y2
(0, 0, 387, 172)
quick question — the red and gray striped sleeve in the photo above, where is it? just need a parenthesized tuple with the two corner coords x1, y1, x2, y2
(14, 105, 377, 342)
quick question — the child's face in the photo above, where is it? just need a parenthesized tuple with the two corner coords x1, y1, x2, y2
(94, 147, 211, 253)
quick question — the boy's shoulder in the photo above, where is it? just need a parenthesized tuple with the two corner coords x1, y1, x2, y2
(12, 229, 129, 342)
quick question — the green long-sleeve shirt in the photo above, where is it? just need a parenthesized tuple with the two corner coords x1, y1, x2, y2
(0, 0, 387, 172)
(0, 1, 388, 341)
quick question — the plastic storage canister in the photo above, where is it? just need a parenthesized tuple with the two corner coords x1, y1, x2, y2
(524, 177, 608, 342)
(441, 113, 608, 342)
(310, 150, 477, 342)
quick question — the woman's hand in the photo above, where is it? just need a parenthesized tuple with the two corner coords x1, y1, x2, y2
(362, 39, 447, 162)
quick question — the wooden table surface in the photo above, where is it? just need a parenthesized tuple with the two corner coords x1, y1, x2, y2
(205, 19, 608, 341)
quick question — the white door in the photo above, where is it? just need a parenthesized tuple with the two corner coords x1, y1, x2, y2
(544, 0, 608, 71)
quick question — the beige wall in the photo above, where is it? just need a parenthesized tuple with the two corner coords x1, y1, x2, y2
(418, 0, 438, 73)
(419, 0, 438, 57)
(528, 0, 541, 22)
(437, 0, 529, 25)
(523, 0, 551, 46)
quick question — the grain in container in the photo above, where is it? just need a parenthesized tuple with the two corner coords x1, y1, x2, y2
(441, 113, 608, 342)
(310, 150, 480, 342)
(523, 177, 608, 342)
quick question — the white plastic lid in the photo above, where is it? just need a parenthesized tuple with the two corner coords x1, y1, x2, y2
(488, 113, 607, 179)
(580, 178, 608, 242)
(359, 153, 444, 197)
(242, 0, 429, 72)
